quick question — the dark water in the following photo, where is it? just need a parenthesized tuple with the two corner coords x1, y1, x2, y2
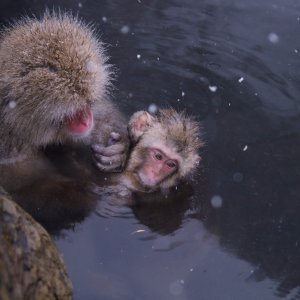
(1, 0, 300, 299)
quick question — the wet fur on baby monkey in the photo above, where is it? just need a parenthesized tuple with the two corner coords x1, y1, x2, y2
(0, 11, 128, 171)
(108, 108, 204, 199)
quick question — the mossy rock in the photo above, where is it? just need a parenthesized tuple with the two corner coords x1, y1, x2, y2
(0, 193, 73, 300)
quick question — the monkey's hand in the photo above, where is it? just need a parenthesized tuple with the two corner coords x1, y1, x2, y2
(91, 131, 129, 172)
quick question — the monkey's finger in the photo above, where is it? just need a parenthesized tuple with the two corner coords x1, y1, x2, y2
(94, 154, 127, 172)
(111, 132, 121, 139)
(95, 160, 124, 172)
(107, 132, 122, 146)
(93, 153, 123, 166)
(91, 144, 126, 157)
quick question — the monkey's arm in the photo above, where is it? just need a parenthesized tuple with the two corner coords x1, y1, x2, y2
(90, 103, 130, 172)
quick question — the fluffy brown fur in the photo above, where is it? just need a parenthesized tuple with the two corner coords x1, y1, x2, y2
(126, 108, 203, 191)
(0, 12, 128, 165)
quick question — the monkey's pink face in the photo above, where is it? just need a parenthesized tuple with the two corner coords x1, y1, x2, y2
(137, 148, 179, 188)
(67, 107, 94, 136)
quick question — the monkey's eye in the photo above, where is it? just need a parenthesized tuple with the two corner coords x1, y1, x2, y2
(155, 153, 163, 160)
(166, 160, 178, 169)
(152, 149, 164, 161)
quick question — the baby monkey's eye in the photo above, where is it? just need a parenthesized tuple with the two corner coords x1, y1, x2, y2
(166, 160, 177, 169)
(155, 153, 163, 160)
(151, 149, 164, 161)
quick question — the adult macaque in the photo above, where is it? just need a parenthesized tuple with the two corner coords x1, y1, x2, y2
(0, 12, 128, 171)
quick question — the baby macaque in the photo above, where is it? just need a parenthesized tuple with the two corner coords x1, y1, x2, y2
(95, 108, 203, 206)
(122, 108, 203, 193)
(0, 12, 128, 171)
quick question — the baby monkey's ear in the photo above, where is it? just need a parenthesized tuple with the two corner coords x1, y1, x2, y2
(128, 111, 154, 143)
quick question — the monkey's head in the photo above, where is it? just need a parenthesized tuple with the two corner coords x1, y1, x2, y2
(0, 13, 110, 148)
(126, 109, 203, 192)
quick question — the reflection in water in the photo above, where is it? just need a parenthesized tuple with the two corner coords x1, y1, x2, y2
(11, 177, 97, 235)
(1, 0, 300, 299)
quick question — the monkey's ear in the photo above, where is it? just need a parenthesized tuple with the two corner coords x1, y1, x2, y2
(128, 111, 154, 143)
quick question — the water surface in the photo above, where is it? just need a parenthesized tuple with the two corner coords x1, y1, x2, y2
(1, 0, 300, 299)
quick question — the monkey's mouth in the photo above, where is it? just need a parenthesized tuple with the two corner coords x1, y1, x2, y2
(67, 107, 93, 135)
(136, 171, 160, 192)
